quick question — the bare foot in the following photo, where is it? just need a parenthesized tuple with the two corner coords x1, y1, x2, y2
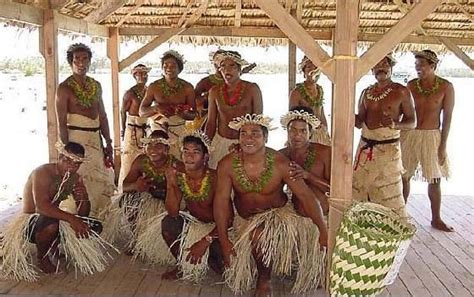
(254, 279, 272, 297)
(38, 257, 56, 274)
(432, 220, 454, 232)
(161, 267, 182, 280)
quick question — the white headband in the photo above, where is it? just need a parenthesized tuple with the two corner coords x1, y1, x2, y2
(217, 51, 249, 67)
(131, 65, 151, 75)
(280, 110, 321, 130)
(55, 141, 86, 163)
(182, 130, 214, 152)
(228, 114, 276, 131)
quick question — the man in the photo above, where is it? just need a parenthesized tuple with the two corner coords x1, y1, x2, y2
(103, 130, 183, 256)
(205, 51, 263, 169)
(118, 64, 151, 188)
(214, 114, 328, 296)
(279, 106, 331, 215)
(401, 50, 455, 232)
(289, 56, 330, 145)
(353, 55, 416, 217)
(139, 50, 195, 158)
(157, 131, 224, 282)
(55, 43, 115, 219)
(1, 142, 107, 281)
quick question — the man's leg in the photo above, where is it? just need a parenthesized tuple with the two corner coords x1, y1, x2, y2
(250, 226, 272, 297)
(428, 180, 454, 232)
(33, 216, 60, 273)
(161, 215, 184, 279)
(208, 239, 224, 275)
(402, 177, 411, 203)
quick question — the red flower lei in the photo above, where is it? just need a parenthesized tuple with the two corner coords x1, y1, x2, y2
(221, 81, 244, 107)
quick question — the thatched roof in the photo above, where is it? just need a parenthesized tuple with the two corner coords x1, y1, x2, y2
(6, 0, 474, 52)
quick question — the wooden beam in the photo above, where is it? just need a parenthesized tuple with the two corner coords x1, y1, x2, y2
(115, 0, 146, 28)
(235, 0, 242, 27)
(0, 0, 43, 26)
(255, 0, 335, 82)
(356, 0, 443, 80)
(296, 0, 303, 23)
(49, 0, 69, 10)
(455, 0, 474, 23)
(288, 41, 296, 94)
(177, 0, 195, 28)
(285, 0, 293, 13)
(54, 11, 109, 37)
(328, 0, 360, 287)
(118, 0, 208, 72)
(84, 0, 127, 24)
(438, 37, 474, 70)
(39, 9, 59, 162)
(107, 27, 122, 177)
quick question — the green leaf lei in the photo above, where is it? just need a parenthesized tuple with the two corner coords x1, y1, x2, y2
(232, 151, 275, 193)
(158, 78, 185, 97)
(66, 76, 100, 108)
(177, 171, 211, 202)
(303, 148, 316, 171)
(296, 83, 324, 108)
(53, 174, 77, 202)
(143, 156, 175, 184)
(132, 85, 146, 102)
(415, 76, 443, 97)
(209, 74, 224, 86)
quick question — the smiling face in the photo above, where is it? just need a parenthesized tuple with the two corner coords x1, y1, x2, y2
(287, 120, 311, 149)
(219, 58, 241, 85)
(133, 70, 148, 84)
(182, 142, 208, 171)
(71, 51, 91, 76)
(162, 57, 180, 79)
(415, 57, 436, 79)
(239, 124, 267, 155)
(145, 141, 169, 163)
(371, 57, 392, 82)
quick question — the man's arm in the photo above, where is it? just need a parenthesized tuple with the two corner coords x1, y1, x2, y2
(139, 83, 158, 117)
(320, 105, 328, 127)
(251, 83, 263, 114)
(97, 85, 113, 160)
(395, 86, 416, 130)
(56, 83, 69, 144)
(72, 176, 91, 216)
(205, 87, 218, 140)
(164, 169, 183, 217)
(121, 91, 132, 138)
(288, 88, 300, 109)
(213, 160, 234, 245)
(355, 90, 367, 129)
(439, 82, 455, 163)
(122, 156, 148, 193)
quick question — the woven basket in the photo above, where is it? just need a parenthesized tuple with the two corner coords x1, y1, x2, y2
(329, 202, 416, 297)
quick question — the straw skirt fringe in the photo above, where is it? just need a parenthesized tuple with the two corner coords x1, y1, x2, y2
(311, 124, 331, 146)
(224, 204, 325, 294)
(400, 129, 450, 183)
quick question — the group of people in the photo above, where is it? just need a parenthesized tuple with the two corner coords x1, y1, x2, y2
(0, 42, 454, 297)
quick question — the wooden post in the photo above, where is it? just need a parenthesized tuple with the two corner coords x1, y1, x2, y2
(39, 9, 59, 162)
(107, 27, 122, 179)
(328, 0, 360, 284)
(288, 41, 296, 94)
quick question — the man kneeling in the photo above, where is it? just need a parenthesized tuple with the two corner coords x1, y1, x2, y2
(0, 142, 108, 281)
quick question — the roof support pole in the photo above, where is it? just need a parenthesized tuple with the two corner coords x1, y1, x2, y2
(107, 27, 122, 179)
(39, 9, 59, 162)
(327, 0, 360, 287)
(438, 37, 474, 70)
(288, 41, 296, 95)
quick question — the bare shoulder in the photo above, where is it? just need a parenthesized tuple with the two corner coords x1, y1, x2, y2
(217, 153, 234, 173)
(439, 77, 453, 89)
(313, 143, 331, 157)
(31, 163, 54, 181)
(392, 82, 410, 95)
(279, 146, 289, 157)
(182, 79, 195, 90)
(272, 149, 291, 169)
(242, 80, 260, 90)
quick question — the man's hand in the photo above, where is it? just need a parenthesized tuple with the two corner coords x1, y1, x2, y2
(104, 143, 114, 168)
(381, 111, 396, 129)
(136, 175, 153, 192)
(185, 238, 210, 264)
(68, 216, 91, 239)
(220, 238, 236, 268)
(318, 228, 328, 250)
(289, 162, 308, 181)
(438, 144, 447, 165)
(228, 143, 241, 153)
(164, 167, 178, 188)
(72, 182, 87, 199)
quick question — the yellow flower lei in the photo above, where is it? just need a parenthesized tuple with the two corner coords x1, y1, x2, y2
(66, 76, 100, 108)
(177, 171, 211, 202)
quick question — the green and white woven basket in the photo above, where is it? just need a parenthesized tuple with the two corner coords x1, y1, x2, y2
(329, 202, 416, 297)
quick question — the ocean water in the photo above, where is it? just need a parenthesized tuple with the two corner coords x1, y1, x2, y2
(0, 72, 472, 210)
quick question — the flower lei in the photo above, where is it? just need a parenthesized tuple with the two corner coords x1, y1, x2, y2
(66, 76, 100, 108)
(132, 85, 146, 102)
(297, 83, 324, 108)
(415, 76, 442, 97)
(220, 81, 245, 107)
(177, 171, 211, 202)
(232, 151, 275, 193)
(365, 83, 393, 102)
(158, 78, 184, 97)
(143, 156, 175, 184)
(53, 174, 77, 203)
(303, 148, 316, 171)
(209, 74, 224, 86)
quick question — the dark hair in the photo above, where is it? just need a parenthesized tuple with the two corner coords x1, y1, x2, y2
(149, 130, 169, 140)
(161, 54, 184, 73)
(415, 49, 438, 70)
(213, 49, 226, 58)
(66, 43, 92, 66)
(64, 142, 85, 157)
(182, 136, 208, 155)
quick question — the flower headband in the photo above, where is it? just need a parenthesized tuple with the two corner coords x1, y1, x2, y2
(162, 50, 186, 65)
(131, 64, 151, 75)
(183, 130, 214, 152)
(55, 141, 86, 163)
(141, 136, 172, 146)
(228, 114, 277, 131)
(217, 51, 249, 67)
(280, 110, 321, 130)
(413, 50, 439, 64)
(298, 56, 314, 73)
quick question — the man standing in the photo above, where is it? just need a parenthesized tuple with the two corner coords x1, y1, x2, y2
(139, 50, 195, 158)
(401, 50, 454, 232)
(55, 43, 115, 219)
(353, 55, 416, 217)
(118, 64, 151, 188)
(205, 51, 263, 169)
(214, 114, 327, 296)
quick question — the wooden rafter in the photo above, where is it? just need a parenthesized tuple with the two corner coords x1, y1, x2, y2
(455, 0, 474, 23)
(178, 0, 195, 28)
(356, 0, 443, 80)
(115, 0, 146, 28)
(84, 0, 127, 24)
(296, 0, 303, 23)
(254, 0, 334, 81)
(235, 0, 242, 27)
(438, 37, 474, 70)
(49, 0, 69, 10)
(285, 0, 293, 13)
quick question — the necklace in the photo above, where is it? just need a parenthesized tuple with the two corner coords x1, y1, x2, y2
(209, 74, 224, 86)
(220, 81, 245, 107)
(158, 78, 184, 97)
(143, 156, 174, 184)
(132, 85, 146, 102)
(297, 83, 324, 108)
(177, 170, 211, 202)
(365, 83, 393, 101)
(303, 148, 316, 171)
(66, 76, 100, 108)
(232, 151, 275, 193)
(415, 76, 442, 97)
